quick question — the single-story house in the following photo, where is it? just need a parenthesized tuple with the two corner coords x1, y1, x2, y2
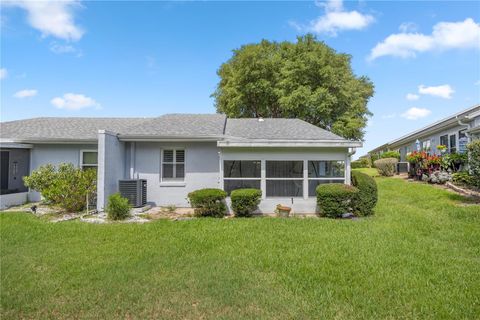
(0, 114, 361, 212)
(368, 104, 480, 161)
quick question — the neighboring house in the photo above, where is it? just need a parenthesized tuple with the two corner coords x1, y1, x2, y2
(0, 114, 361, 212)
(368, 104, 480, 161)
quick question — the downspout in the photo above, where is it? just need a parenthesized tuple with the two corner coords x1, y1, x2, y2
(346, 147, 356, 185)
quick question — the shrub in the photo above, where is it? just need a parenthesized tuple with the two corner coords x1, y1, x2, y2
(351, 171, 377, 216)
(451, 171, 474, 187)
(351, 157, 371, 169)
(374, 158, 398, 176)
(316, 184, 359, 218)
(188, 188, 227, 218)
(106, 193, 131, 220)
(230, 188, 262, 217)
(381, 151, 400, 160)
(467, 140, 480, 188)
(23, 163, 97, 212)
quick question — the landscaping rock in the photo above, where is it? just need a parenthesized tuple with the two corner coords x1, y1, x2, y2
(341, 213, 355, 219)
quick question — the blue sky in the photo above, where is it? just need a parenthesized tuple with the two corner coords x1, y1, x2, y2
(1, 0, 479, 156)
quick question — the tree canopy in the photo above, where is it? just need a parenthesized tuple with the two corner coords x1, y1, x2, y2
(212, 34, 374, 140)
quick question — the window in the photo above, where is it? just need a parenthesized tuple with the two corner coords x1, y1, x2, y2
(440, 135, 448, 147)
(80, 150, 97, 170)
(266, 161, 303, 197)
(162, 149, 185, 181)
(422, 140, 431, 152)
(449, 135, 456, 153)
(308, 161, 345, 196)
(223, 160, 261, 194)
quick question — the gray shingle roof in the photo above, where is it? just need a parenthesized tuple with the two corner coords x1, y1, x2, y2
(1, 114, 348, 142)
(0, 117, 147, 141)
(123, 114, 226, 137)
(225, 118, 345, 140)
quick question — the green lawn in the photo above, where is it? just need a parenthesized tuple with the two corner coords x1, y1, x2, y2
(1, 172, 479, 319)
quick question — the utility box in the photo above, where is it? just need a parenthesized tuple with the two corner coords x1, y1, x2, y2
(119, 179, 147, 207)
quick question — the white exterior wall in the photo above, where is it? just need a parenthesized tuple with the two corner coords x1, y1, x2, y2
(221, 147, 349, 213)
(97, 131, 126, 211)
(0, 192, 28, 210)
(131, 141, 220, 207)
(29, 143, 98, 201)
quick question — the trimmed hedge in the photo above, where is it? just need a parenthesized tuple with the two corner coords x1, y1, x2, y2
(231, 188, 262, 217)
(188, 188, 227, 218)
(351, 171, 377, 216)
(106, 193, 131, 220)
(467, 140, 480, 188)
(374, 158, 398, 176)
(351, 157, 371, 169)
(316, 184, 359, 218)
(380, 151, 400, 160)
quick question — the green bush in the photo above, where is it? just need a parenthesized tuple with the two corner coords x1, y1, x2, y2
(351, 171, 377, 216)
(467, 140, 480, 188)
(381, 151, 401, 160)
(188, 188, 227, 218)
(451, 172, 475, 187)
(374, 158, 398, 176)
(351, 157, 371, 169)
(23, 163, 97, 212)
(316, 184, 359, 218)
(230, 188, 262, 217)
(106, 193, 131, 220)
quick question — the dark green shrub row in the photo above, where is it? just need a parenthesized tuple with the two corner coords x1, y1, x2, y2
(451, 172, 475, 187)
(351, 157, 371, 169)
(188, 188, 227, 218)
(380, 151, 401, 160)
(467, 140, 480, 188)
(316, 184, 359, 218)
(106, 193, 131, 220)
(351, 171, 377, 216)
(231, 188, 262, 217)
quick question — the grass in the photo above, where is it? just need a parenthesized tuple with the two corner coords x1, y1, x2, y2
(1, 172, 479, 319)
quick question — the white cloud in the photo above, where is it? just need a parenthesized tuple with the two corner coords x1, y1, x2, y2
(369, 18, 480, 60)
(418, 84, 454, 99)
(0, 68, 7, 79)
(4, 0, 83, 41)
(399, 22, 418, 33)
(401, 107, 431, 120)
(475, 80, 480, 86)
(51, 93, 100, 110)
(49, 42, 82, 56)
(406, 93, 420, 101)
(13, 89, 37, 98)
(295, 0, 374, 36)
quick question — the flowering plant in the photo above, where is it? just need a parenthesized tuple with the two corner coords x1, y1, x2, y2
(406, 151, 427, 164)
(437, 145, 447, 152)
(425, 155, 441, 166)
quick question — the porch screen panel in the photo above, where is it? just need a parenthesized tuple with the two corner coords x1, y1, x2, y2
(266, 161, 303, 197)
(223, 160, 261, 194)
(308, 161, 345, 196)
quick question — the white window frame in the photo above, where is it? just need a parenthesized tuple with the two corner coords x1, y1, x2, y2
(307, 160, 346, 197)
(265, 160, 304, 198)
(223, 160, 261, 193)
(160, 148, 185, 182)
(80, 150, 98, 169)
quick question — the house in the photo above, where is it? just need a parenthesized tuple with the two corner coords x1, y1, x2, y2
(0, 114, 361, 212)
(368, 104, 480, 161)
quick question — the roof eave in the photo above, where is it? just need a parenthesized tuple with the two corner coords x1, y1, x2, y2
(218, 139, 362, 148)
(118, 135, 223, 142)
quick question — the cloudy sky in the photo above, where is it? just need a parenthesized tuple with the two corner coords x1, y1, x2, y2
(1, 0, 479, 156)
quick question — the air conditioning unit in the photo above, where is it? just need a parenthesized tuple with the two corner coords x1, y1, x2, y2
(119, 179, 147, 207)
(397, 162, 409, 174)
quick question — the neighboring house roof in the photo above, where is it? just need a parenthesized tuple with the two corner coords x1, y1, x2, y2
(0, 114, 361, 147)
(368, 104, 480, 153)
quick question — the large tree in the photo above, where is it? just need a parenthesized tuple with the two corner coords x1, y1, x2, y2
(213, 34, 374, 140)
